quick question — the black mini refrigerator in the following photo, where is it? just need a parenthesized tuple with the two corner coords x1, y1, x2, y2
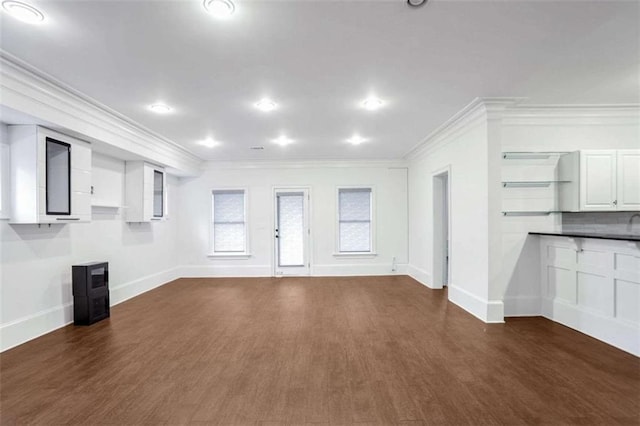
(72, 262, 110, 325)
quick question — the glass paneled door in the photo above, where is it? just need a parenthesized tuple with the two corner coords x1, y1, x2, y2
(274, 189, 310, 276)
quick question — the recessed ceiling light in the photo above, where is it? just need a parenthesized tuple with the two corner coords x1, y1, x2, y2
(362, 97, 385, 111)
(203, 0, 235, 19)
(149, 103, 172, 114)
(272, 135, 294, 147)
(254, 98, 277, 112)
(346, 134, 368, 145)
(198, 138, 220, 148)
(2, 1, 45, 24)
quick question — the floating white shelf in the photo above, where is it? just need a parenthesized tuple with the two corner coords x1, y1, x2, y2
(502, 181, 570, 188)
(502, 211, 561, 216)
(91, 204, 128, 210)
(502, 151, 570, 160)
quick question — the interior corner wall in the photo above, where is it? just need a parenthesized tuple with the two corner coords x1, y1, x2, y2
(176, 164, 409, 278)
(500, 109, 640, 317)
(0, 148, 182, 352)
(407, 116, 501, 322)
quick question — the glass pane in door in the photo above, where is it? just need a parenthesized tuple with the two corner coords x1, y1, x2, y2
(277, 193, 304, 267)
(153, 170, 163, 217)
(46, 138, 71, 215)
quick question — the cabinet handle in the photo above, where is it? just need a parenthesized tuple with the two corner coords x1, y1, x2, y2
(56, 217, 80, 221)
(613, 200, 618, 205)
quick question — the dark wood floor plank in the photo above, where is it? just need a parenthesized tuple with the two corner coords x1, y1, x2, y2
(1, 276, 638, 425)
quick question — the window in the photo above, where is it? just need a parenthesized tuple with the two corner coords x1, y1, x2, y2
(338, 187, 373, 253)
(211, 189, 247, 254)
(0, 143, 9, 219)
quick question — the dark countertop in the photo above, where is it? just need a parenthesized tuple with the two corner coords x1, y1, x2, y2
(529, 231, 640, 242)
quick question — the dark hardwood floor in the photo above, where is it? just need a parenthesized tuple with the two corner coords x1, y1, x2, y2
(1, 276, 639, 425)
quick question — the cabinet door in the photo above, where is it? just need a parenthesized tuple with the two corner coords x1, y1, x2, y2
(580, 150, 616, 211)
(152, 170, 164, 218)
(616, 150, 640, 211)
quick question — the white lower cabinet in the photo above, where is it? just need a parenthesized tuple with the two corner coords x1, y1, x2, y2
(539, 236, 640, 356)
(9, 125, 91, 224)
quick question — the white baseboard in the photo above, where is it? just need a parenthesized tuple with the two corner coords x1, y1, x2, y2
(448, 284, 504, 323)
(0, 303, 73, 352)
(504, 295, 541, 317)
(110, 266, 182, 305)
(0, 266, 181, 353)
(406, 264, 435, 288)
(180, 265, 272, 278)
(542, 298, 640, 357)
(312, 263, 407, 277)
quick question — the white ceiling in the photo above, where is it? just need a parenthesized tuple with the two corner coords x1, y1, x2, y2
(1, 0, 638, 161)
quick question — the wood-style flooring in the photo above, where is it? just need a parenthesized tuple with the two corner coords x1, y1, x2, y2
(1, 276, 639, 425)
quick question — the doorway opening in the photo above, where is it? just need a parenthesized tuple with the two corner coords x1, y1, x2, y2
(273, 188, 310, 276)
(432, 168, 450, 288)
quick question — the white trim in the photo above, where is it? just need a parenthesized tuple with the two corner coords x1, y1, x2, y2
(542, 298, 640, 357)
(448, 284, 505, 323)
(503, 295, 542, 317)
(180, 265, 272, 278)
(431, 165, 452, 290)
(404, 97, 523, 160)
(207, 253, 251, 259)
(407, 264, 433, 288)
(333, 252, 378, 258)
(202, 160, 408, 170)
(0, 51, 202, 176)
(210, 188, 249, 256)
(109, 266, 181, 305)
(0, 266, 181, 352)
(0, 143, 10, 219)
(273, 186, 312, 276)
(312, 263, 407, 277)
(336, 185, 376, 255)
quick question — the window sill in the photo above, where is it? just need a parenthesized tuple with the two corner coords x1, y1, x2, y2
(333, 252, 377, 259)
(207, 253, 251, 259)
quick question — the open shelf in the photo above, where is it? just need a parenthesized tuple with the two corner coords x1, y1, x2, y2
(502, 151, 570, 160)
(502, 181, 570, 188)
(502, 211, 561, 216)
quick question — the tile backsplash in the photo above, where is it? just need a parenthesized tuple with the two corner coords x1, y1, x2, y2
(562, 211, 640, 236)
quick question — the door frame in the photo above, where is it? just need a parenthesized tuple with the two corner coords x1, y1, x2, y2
(432, 165, 451, 289)
(272, 186, 312, 276)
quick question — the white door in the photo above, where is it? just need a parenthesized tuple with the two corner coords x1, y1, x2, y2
(580, 150, 616, 211)
(617, 150, 640, 211)
(274, 189, 310, 276)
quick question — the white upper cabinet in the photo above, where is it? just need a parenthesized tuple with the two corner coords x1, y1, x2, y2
(617, 150, 640, 211)
(579, 150, 617, 211)
(559, 149, 640, 212)
(9, 125, 91, 224)
(125, 161, 166, 222)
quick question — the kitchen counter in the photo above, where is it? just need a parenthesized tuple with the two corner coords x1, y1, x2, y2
(529, 231, 640, 242)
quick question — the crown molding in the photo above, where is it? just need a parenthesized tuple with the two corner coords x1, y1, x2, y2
(403, 97, 524, 161)
(0, 50, 203, 176)
(502, 103, 640, 126)
(202, 159, 408, 171)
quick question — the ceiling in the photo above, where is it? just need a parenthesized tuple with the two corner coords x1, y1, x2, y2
(1, 0, 638, 161)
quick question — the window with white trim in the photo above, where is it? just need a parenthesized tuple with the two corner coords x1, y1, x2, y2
(338, 187, 373, 253)
(0, 143, 9, 219)
(211, 189, 247, 254)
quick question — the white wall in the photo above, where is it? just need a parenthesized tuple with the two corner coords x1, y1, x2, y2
(500, 107, 640, 316)
(177, 162, 408, 277)
(407, 108, 505, 322)
(0, 150, 182, 351)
